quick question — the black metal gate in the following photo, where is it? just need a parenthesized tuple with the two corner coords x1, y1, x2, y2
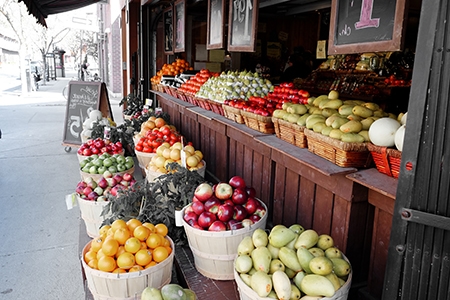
(383, 1, 450, 299)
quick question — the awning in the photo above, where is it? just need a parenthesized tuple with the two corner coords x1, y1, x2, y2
(18, 0, 102, 27)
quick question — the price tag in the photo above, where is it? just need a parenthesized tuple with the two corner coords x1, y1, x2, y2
(180, 149, 187, 168)
(175, 209, 184, 227)
(145, 98, 153, 106)
(156, 107, 163, 114)
(65, 193, 77, 210)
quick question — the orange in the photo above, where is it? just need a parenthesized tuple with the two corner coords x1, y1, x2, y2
(155, 223, 169, 237)
(145, 261, 158, 269)
(135, 249, 153, 266)
(126, 218, 142, 233)
(146, 233, 163, 249)
(161, 237, 171, 248)
(129, 265, 144, 272)
(97, 256, 117, 272)
(115, 245, 126, 259)
(154, 117, 166, 128)
(96, 249, 106, 260)
(116, 252, 135, 269)
(114, 227, 131, 245)
(140, 242, 148, 250)
(111, 219, 128, 232)
(99, 225, 111, 236)
(112, 268, 127, 274)
(84, 250, 97, 263)
(165, 246, 173, 256)
(134, 225, 151, 242)
(90, 236, 104, 252)
(88, 259, 98, 270)
(152, 246, 169, 263)
(102, 238, 119, 256)
(125, 237, 142, 254)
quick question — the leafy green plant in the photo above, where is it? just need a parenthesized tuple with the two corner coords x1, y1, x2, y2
(101, 163, 208, 246)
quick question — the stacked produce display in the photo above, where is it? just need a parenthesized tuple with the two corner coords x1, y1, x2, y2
(234, 225, 351, 299)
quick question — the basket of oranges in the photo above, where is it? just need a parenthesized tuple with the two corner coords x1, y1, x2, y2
(81, 219, 174, 300)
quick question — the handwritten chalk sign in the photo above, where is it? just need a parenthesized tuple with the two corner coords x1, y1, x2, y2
(228, 0, 259, 52)
(207, 0, 225, 50)
(174, 0, 186, 53)
(328, 0, 408, 54)
(62, 81, 112, 146)
(164, 7, 174, 55)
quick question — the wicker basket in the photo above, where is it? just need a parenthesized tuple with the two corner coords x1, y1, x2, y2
(195, 97, 212, 111)
(176, 90, 188, 102)
(185, 93, 199, 106)
(81, 237, 174, 300)
(241, 110, 275, 134)
(304, 129, 373, 168)
(272, 117, 307, 148)
(223, 105, 245, 124)
(367, 143, 402, 178)
(206, 99, 225, 116)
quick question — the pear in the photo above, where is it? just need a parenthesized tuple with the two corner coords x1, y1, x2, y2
(269, 225, 297, 248)
(330, 258, 351, 277)
(272, 270, 292, 300)
(308, 247, 325, 257)
(252, 246, 272, 273)
(289, 224, 305, 235)
(251, 271, 273, 297)
(248, 268, 257, 275)
(235, 254, 253, 274)
(299, 296, 324, 300)
(237, 236, 255, 256)
(309, 256, 333, 276)
(297, 247, 315, 274)
(294, 229, 319, 249)
(279, 247, 302, 272)
(316, 234, 334, 250)
(324, 247, 342, 259)
(284, 267, 298, 279)
(290, 284, 302, 300)
(267, 290, 278, 299)
(252, 228, 269, 247)
(285, 234, 299, 250)
(325, 272, 341, 291)
(240, 273, 252, 287)
(299, 274, 336, 297)
(184, 289, 196, 300)
(269, 259, 286, 274)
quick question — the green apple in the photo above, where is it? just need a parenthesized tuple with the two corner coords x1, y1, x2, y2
(103, 158, 113, 167)
(108, 165, 117, 173)
(89, 166, 98, 174)
(97, 166, 107, 174)
(117, 164, 126, 172)
(82, 166, 90, 173)
(93, 158, 104, 167)
(116, 155, 126, 165)
(125, 161, 134, 170)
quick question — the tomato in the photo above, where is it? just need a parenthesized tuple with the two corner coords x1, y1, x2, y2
(151, 139, 162, 149)
(135, 145, 143, 152)
(143, 146, 151, 153)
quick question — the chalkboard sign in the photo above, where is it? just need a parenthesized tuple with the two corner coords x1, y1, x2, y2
(174, 0, 185, 53)
(62, 81, 112, 146)
(228, 0, 259, 52)
(164, 7, 174, 55)
(207, 0, 225, 50)
(328, 0, 408, 55)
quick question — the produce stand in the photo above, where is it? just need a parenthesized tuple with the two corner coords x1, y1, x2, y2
(346, 168, 398, 299)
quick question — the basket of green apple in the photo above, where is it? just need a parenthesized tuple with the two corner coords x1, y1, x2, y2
(79, 152, 135, 182)
(233, 225, 352, 300)
(181, 176, 268, 280)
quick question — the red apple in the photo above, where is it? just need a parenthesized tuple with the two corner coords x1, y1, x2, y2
(232, 188, 248, 205)
(249, 214, 261, 223)
(75, 185, 85, 195)
(228, 219, 243, 230)
(97, 178, 108, 189)
(83, 186, 93, 197)
(241, 219, 254, 228)
(208, 220, 227, 231)
(183, 211, 198, 224)
(217, 204, 234, 222)
(245, 186, 256, 198)
(113, 174, 123, 183)
(233, 204, 248, 221)
(184, 205, 195, 214)
(204, 197, 221, 214)
(122, 173, 133, 182)
(214, 182, 233, 200)
(198, 211, 217, 229)
(224, 199, 235, 207)
(229, 175, 246, 189)
(243, 197, 258, 215)
(194, 182, 214, 202)
(191, 201, 205, 215)
(254, 204, 267, 218)
(189, 220, 203, 230)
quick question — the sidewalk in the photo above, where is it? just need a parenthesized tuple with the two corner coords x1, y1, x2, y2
(0, 74, 125, 299)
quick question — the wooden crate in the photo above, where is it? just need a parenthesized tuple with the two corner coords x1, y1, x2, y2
(272, 117, 307, 148)
(241, 110, 275, 134)
(206, 99, 225, 116)
(304, 129, 373, 168)
(195, 97, 212, 111)
(223, 105, 245, 124)
(367, 143, 402, 178)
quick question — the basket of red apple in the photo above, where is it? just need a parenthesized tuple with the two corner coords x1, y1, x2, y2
(181, 176, 268, 280)
(77, 138, 124, 163)
(75, 173, 136, 238)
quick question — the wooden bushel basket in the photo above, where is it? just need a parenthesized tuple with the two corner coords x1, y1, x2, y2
(181, 200, 268, 280)
(81, 237, 175, 300)
(234, 254, 352, 300)
(134, 151, 156, 169)
(77, 195, 111, 238)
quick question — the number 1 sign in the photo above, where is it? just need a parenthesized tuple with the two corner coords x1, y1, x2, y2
(328, 0, 408, 55)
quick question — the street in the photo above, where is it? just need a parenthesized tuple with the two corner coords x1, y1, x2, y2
(0, 70, 124, 299)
